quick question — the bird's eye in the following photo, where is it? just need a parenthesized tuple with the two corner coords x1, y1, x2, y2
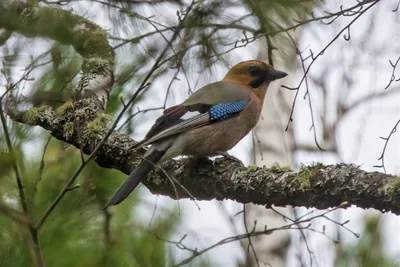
(248, 66, 261, 76)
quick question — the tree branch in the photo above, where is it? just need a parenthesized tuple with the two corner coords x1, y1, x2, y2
(7, 98, 400, 215)
(0, 0, 115, 107)
(0, 201, 31, 225)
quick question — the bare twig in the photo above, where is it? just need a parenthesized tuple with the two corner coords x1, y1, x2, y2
(0, 201, 31, 225)
(173, 204, 347, 266)
(243, 205, 261, 267)
(374, 119, 400, 173)
(283, 0, 380, 132)
(33, 135, 52, 197)
(0, 100, 43, 267)
(384, 56, 400, 90)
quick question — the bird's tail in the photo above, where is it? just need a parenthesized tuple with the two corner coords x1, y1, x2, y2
(104, 148, 165, 209)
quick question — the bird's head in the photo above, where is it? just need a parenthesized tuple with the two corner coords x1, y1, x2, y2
(223, 60, 287, 91)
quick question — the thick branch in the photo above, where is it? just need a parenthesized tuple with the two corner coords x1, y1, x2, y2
(8, 98, 400, 215)
(0, 1, 115, 107)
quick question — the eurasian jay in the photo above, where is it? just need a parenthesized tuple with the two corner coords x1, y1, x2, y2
(105, 60, 287, 208)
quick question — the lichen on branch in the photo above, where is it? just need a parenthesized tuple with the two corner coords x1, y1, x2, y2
(0, 1, 115, 108)
(3, 0, 400, 217)
(7, 98, 400, 215)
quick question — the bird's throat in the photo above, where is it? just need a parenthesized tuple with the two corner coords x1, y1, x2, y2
(249, 76, 266, 88)
(251, 82, 269, 104)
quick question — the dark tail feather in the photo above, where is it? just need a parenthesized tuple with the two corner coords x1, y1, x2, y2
(104, 149, 165, 209)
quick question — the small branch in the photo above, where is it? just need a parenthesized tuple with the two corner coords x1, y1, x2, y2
(28, 227, 44, 267)
(0, 103, 29, 214)
(0, 103, 43, 267)
(0, 201, 31, 225)
(173, 204, 346, 266)
(374, 119, 400, 173)
(33, 136, 52, 197)
(0, 1, 115, 107)
(342, 85, 400, 114)
(283, 0, 380, 131)
(384, 56, 400, 90)
(242, 205, 260, 267)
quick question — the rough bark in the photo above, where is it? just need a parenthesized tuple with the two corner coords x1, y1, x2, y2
(7, 99, 400, 215)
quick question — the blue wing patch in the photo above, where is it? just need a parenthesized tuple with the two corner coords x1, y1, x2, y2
(209, 100, 248, 121)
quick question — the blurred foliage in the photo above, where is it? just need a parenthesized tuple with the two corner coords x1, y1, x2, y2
(29, 43, 81, 108)
(335, 215, 397, 267)
(2, 0, 386, 266)
(0, 133, 184, 266)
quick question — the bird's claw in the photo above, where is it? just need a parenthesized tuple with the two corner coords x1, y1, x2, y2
(216, 151, 242, 164)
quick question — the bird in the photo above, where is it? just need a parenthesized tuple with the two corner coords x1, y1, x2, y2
(104, 60, 287, 208)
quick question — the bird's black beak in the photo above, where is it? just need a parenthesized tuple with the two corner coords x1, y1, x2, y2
(269, 70, 288, 80)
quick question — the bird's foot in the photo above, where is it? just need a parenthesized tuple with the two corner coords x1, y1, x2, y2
(216, 151, 242, 164)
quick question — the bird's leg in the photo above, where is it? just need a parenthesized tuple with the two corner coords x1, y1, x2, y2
(216, 151, 242, 164)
